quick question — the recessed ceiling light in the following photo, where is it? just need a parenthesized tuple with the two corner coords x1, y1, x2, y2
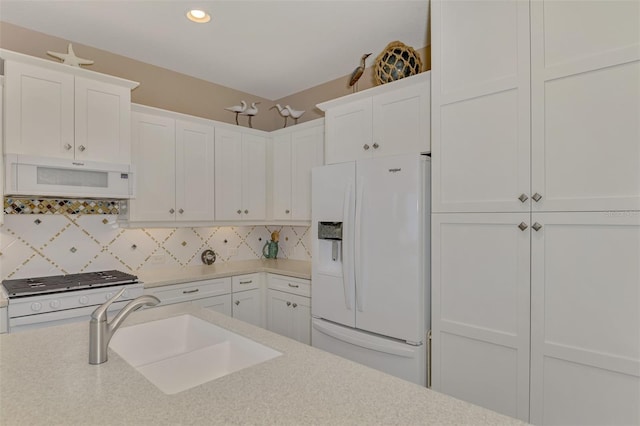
(187, 9, 211, 23)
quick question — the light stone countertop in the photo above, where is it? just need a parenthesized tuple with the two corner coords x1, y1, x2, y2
(138, 259, 311, 289)
(0, 303, 526, 426)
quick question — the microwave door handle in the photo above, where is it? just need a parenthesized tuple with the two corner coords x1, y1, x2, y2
(342, 182, 354, 311)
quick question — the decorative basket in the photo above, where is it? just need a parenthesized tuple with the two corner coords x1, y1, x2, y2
(373, 41, 423, 85)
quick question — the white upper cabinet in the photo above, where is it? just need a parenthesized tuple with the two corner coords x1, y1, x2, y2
(1, 49, 138, 164)
(530, 0, 640, 212)
(431, 0, 530, 213)
(215, 127, 266, 221)
(318, 72, 430, 164)
(271, 119, 324, 221)
(128, 107, 214, 223)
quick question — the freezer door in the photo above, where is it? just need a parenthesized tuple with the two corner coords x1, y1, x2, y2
(354, 155, 427, 343)
(311, 162, 356, 327)
(312, 318, 427, 386)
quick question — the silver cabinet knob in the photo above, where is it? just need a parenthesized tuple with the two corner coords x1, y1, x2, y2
(285, 209, 290, 214)
(78, 145, 86, 152)
(244, 209, 249, 214)
(363, 144, 370, 150)
(518, 194, 528, 203)
(372, 142, 379, 149)
(518, 222, 528, 231)
(178, 208, 184, 214)
(64, 143, 72, 151)
(169, 208, 175, 214)
(292, 303, 298, 308)
(532, 222, 543, 231)
(286, 301, 291, 307)
(237, 209, 242, 214)
(532, 193, 542, 202)
(235, 300, 240, 306)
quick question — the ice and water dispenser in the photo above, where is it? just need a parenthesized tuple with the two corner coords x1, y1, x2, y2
(317, 222, 343, 262)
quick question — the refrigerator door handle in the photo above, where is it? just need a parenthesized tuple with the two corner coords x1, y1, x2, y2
(354, 181, 365, 312)
(342, 182, 354, 311)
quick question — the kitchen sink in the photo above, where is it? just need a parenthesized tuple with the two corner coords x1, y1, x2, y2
(109, 314, 281, 394)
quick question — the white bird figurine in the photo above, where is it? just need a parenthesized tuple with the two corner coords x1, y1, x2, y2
(46, 43, 94, 68)
(284, 105, 305, 124)
(240, 102, 261, 128)
(224, 100, 247, 125)
(270, 104, 291, 128)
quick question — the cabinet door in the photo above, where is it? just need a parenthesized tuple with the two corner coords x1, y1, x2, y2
(372, 82, 429, 157)
(271, 134, 292, 220)
(324, 98, 372, 164)
(4, 61, 75, 158)
(214, 127, 243, 221)
(290, 294, 311, 345)
(431, 0, 530, 213)
(129, 112, 176, 222)
(431, 213, 531, 421)
(175, 120, 215, 221)
(232, 289, 263, 328)
(530, 212, 640, 425)
(530, 0, 640, 212)
(267, 289, 293, 338)
(74, 77, 131, 163)
(192, 294, 232, 316)
(242, 133, 267, 220)
(291, 126, 324, 221)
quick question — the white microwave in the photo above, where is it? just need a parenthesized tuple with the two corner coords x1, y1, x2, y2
(4, 154, 135, 199)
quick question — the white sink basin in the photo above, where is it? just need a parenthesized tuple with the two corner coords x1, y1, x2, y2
(109, 314, 281, 394)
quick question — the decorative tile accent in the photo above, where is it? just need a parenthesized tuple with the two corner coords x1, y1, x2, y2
(4, 198, 119, 215)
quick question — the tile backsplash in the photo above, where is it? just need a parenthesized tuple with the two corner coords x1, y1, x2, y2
(0, 214, 311, 280)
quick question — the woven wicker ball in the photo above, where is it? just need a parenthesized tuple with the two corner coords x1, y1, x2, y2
(373, 41, 423, 85)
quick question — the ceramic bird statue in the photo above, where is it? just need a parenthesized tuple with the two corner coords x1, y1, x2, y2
(270, 104, 291, 128)
(284, 105, 305, 124)
(240, 102, 261, 128)
(349, 53, 372, 92)
(224, 100, 247, 125)
(46, 43, 94, 67)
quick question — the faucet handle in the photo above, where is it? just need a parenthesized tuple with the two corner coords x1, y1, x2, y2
(91, 287, 126, 321)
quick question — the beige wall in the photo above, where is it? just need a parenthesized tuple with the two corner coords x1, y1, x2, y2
(0, 22, 430, 131)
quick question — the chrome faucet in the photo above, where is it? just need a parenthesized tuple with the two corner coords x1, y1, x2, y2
(89, 288, 160, 365)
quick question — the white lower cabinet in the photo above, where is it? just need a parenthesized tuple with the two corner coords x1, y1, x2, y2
(144, 278, 232, 310)
(191, 294, 232, 316)
(266, 275, 311, 345)
(231, 274, 264, 328)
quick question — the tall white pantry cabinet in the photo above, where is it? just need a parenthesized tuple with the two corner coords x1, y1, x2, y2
(430, 1, 639, 425)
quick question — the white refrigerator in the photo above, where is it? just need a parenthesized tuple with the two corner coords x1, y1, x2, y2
(311, 154, 430, 386)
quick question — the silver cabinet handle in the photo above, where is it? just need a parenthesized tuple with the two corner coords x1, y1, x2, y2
(64, 143, 72, 151)
(286, 301, 291, 306)
(288, 283, 299, 288)
(292, 303, 298, 308)
(169, 208, 175, 214)
(78, 145, 86, 152)
(372, 142, 379, 149)
(235, 300, 240, 306)
(178, 208, 184, 214)
(237, 209, 242, 214)
(532, 193, 542, 202)
(532, 222, 543, 231)
(518, 194, 528, 203)
(363, 144, 370, 150)
(285, 209, 290, 214)
(239, 280, 252, 285)
(183, 289, 199, 294)
(244, 209, 249, 214)
(518, 222, 528, 231)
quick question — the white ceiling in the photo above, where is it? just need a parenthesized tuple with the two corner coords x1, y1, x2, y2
(0, 1, 430, 100)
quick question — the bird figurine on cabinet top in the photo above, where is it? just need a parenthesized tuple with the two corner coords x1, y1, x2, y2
(47, 43, 94, 67)
(349, 53, 372, 92)
(225, 100, 247, 125)
(284, 105, 305, 124)
(240, 102, 260, 128)
(270, 104, 291, 128)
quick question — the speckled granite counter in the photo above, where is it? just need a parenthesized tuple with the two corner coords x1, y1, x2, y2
(139, 259, 311, 289)
(0, 303, 525, 426)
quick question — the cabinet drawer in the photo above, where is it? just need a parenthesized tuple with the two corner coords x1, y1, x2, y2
(267, 274, 310, 297)
(149, 277, 231, 305)
(232, 273, 260, 292)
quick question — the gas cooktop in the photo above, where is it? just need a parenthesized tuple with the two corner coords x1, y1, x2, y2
(2, 270, 139, 298)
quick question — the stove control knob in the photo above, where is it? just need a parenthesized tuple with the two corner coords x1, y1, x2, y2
(79, 296, 89, 305)
(105, 292, 113, 300)
(31, 302, 42, 312)
(122, 289, 129, 298)
(49, 300, 60, 309)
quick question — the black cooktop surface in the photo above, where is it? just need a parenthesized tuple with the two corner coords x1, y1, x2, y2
(2, 270, 139, 298)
